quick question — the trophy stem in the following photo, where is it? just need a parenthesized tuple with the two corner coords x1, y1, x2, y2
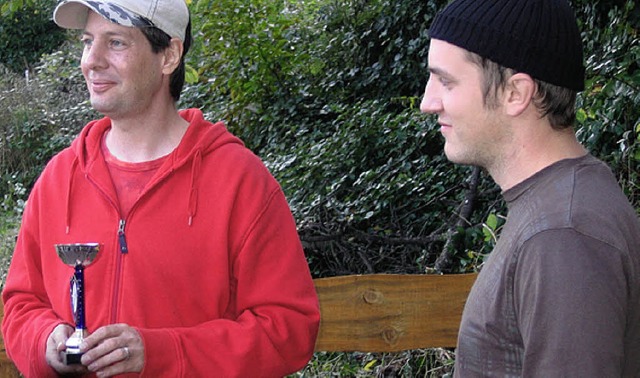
(64, 263, 87, 364)
(72, 264, 87, 331)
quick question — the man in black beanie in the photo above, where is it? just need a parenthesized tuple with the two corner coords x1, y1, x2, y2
(421, 0, 640, 376)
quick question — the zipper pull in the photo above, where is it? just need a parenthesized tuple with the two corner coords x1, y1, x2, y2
(118, 219, 129, 254)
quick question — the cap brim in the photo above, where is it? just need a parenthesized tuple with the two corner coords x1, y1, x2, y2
(53, 1, 93, 30)
(53, 0, 153, 31)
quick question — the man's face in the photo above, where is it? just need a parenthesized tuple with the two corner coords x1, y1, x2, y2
(420, 39, 512, 169)
(80, 11, 165, 119)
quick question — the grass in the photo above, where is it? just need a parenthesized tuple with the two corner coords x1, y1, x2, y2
(290, 350, 455, 377)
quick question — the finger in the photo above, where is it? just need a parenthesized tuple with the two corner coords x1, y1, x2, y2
(80, 324, 144, 375)
(81, 334, 120, 365)
(46, 324, 85, 374)
(122, 346, 131, 361)
(86, 346, 131, 377)
(46, 343, 87, 375)
(83, 323, 140, 349)
(56, 340, 67, 352)
(80, 324, 121, 351)
(52, 361, 87, 376)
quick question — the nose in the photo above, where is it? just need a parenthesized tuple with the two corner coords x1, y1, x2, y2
(420, 79, 442, 114)
(81, 42, 107, 71)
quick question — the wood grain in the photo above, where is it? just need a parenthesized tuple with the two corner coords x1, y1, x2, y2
(314, 273, 477, 352)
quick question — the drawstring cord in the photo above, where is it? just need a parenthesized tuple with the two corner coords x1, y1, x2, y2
(65, 158, 79, 234)
(187, 150, 202, 226)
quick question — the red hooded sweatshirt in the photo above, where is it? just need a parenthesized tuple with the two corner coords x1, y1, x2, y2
(2, 108, 320, 377)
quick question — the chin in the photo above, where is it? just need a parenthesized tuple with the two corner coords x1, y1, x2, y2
(90, 100, 115, 115)
(444, 149, 474, 166)
(443, 145, 460, 163)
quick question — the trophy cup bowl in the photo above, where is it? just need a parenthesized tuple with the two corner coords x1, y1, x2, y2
(55, 243, 100, 365)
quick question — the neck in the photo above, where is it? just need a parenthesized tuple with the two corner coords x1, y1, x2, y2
(105, 103, 189, 163)
(490, 122, 587, 191)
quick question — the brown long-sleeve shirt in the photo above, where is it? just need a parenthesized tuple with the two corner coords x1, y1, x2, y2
(455, 155, 640, 377)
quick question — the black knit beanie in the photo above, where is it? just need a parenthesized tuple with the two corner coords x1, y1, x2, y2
(429, 0, 585, 91)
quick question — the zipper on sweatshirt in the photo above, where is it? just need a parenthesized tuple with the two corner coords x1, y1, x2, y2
(117, 219, 129, 253)
(111, 219, 128, 323)
(83, 174, 128, 323)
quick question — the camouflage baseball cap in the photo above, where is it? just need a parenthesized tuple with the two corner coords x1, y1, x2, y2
(53, 0, 189, 41)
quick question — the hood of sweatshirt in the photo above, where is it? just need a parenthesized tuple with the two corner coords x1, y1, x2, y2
(64, 108, 243, 231)
(72, 108, 240, 172)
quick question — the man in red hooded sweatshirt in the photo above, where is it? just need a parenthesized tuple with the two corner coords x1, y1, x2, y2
(1, 1, 320, 377)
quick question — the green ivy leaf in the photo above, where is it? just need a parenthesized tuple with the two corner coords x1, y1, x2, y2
(185, 65, 199, 85)
(485, 213, 498, 231)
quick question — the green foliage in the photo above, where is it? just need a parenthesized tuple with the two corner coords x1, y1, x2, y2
(0, 0, 636, 277)
(0, 41, 96, 211)
(0, 206, 19, 290)
(1, 0, 33, 15)
(290, 350, 454, 377)
(187, 0, 450, 152)
(188, 0, 308, 148)
(575, 0, 640, 207)
(263, 99, 501, 275)
(180, 0, 640, 278)
(0, 0, 66, 73)
(305, 0, 447, 102)
(184, 0, 502, 275)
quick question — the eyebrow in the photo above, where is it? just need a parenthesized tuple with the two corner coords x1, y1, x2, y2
(82, 29, 132, 39)
(428, 66, 451, 78)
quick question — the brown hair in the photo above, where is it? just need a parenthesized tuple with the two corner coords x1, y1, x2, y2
(140, 17, 192, 102)
(465, 51, 577, 130)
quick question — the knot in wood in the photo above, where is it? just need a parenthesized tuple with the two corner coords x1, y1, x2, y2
(381, 327, 400, 345)
(362, 289, 383, 304)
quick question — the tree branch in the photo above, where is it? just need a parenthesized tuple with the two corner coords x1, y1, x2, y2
(434, 166, 482, 273)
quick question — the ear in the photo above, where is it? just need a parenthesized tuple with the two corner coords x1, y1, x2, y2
(162, 38, 184, 75)
(503, 73, 535, 117)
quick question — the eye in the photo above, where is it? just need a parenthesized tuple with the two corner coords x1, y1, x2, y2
(80, 37, 93, 48)
(439, 77, 452, 88)
(109, 39, 127, 50)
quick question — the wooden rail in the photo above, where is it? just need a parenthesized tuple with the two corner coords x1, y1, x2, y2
(0, 304, 20, 377)
(314, 273, 477, 352)
(0, 273, 477, 375)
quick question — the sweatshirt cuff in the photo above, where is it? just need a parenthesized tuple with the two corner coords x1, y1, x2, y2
(33, 322, 66, 378)
(136, 327, 180, 377)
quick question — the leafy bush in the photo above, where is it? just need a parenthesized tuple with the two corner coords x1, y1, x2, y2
(0, 0, 66, 74)
(187, 0, 310, 151)
(186, 0, 502, 276)
(263, 99, 501, 276)
(0, 41, 96, 212)
(292, 349, 455, 377)
(0, 206, 19, 290)
(0, 0, 636, 280)
(576, 0, 640, 209)
(301, 0, 447, 102)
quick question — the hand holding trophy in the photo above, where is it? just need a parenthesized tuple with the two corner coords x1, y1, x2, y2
(55, 243, 100, 365)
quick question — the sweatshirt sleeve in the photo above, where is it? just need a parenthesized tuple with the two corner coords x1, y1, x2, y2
(137, 187, 320, 377)
(514, 228, 628, 376)
(2, 191, 65, 378)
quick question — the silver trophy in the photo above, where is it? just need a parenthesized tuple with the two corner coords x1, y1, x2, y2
(55, 243, 100, 365)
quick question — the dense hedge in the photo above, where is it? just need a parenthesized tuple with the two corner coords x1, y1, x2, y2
(1, 0, 638, 278)
(0, 0, 66, 74)
(186, 0, 639, 276)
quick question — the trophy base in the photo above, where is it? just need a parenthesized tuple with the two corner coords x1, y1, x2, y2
(63, 328, 87, 365)
(62, 351, 83, 365)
